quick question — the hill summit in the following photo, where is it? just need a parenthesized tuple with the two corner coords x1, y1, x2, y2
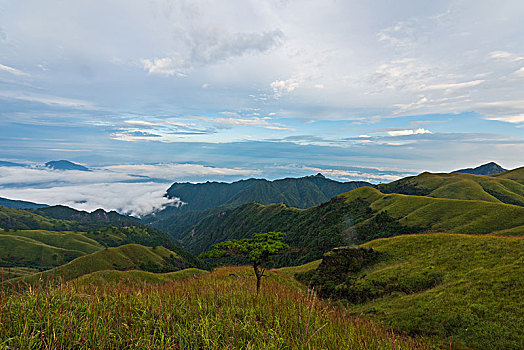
(452, 162, 506, 175)
(45, 160, 90, 171)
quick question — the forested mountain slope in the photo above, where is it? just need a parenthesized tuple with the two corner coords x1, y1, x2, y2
(182, 187, 524, 265)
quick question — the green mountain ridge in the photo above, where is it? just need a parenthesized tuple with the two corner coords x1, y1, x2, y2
(377, 167, 524, 206)
(185, 186, 524, 266)
(0, 197, 48, 210)
(7, 244, 186, 286)
(147, 174, 371, 239)
(32, 205, 140, 226)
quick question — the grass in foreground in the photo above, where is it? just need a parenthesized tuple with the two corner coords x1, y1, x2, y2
(297, 233, 524, 350)
(0, 266, 429, 349)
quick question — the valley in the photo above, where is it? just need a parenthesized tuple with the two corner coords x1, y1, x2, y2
(0, 162, 523, 349)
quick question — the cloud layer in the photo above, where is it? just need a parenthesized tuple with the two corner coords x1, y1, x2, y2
(0, 1, 523, 185)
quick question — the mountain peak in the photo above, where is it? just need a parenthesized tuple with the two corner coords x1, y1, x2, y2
(45, 160, 90, 171)
(452, 162, 506, 175)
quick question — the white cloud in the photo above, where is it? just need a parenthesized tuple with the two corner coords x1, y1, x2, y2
(0, 63, 29, 76)
(0, 182, 180, 217)
(485, 114, 524, 124)
(489, 51, 524, 62)
(142, 29, 283, 76)
(0, 163, 261, 216)
(421, 80, 484, 91)
(270, 77, 302, 98)
(387, 128, 432, 136)
(195, 116, 295, 131)
(0, 91, 94, 109)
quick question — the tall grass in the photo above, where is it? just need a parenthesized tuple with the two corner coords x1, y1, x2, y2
(0, 266, 428, 349)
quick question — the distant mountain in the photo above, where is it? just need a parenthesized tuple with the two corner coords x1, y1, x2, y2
(165, 173, 371, 210)
(0, 161, 25, 167)
(33, 205, 139, 226)
(0, 197, 48, 210)
(146, 174, 372, 239)
(452, 162, 506, 175)
(45, 160, 90, 171)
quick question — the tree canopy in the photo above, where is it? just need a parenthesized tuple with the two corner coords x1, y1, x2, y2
(201, 232, 288, 294)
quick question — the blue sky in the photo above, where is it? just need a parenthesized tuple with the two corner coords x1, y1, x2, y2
(0, 0, 523, 213)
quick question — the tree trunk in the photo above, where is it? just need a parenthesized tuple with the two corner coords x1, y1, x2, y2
(253, 262, 262, 295)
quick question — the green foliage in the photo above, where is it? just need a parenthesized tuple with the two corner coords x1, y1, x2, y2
(202, 232, 289, 293)
(0, 266, 428, 349)
(299, 233, 524, 349)
(184, 196, 373, 266)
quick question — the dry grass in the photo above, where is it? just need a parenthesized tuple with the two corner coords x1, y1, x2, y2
(0, 266, 429, 349)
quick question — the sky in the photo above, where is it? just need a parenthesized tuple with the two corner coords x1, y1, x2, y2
(1, 0, 523, 214)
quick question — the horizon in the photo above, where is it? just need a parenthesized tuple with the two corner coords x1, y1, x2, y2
(1, 1, 523, 214)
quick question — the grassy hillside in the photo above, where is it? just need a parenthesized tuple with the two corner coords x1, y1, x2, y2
(297, 233, 524, 349)
(181, 187, 524, 265)
(0, 266, 428, 349)
(493, 166, 524, 184)
(9, 244, 186, 285)
(0, 229, 102, 269)
(0, 205, 93, 231)
(0, 206, 205, 273)
(377, 169, 524, 206)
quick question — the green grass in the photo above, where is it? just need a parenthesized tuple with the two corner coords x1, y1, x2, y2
(300, 233, 524, 349)
(277, 260, 321, 277)
(342, 187, 524, 236)
(0, 266, 429, 349)
(72, 268, 209, 286)
(0, 266, 40, 280)
(377, 169, 524, 206)
(0, 233, 98, 270)
(7, 244, 185, 286)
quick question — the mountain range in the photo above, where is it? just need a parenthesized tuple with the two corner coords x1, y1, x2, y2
(145, 173, 371, 238)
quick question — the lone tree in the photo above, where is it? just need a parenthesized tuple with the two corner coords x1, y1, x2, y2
(200, 232, 289, 294)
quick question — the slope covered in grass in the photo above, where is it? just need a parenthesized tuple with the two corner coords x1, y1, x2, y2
(73, 268, 209, 286)
(377, 168, 524, 206)
(0, 229, 102, 269)
(9, 244, 187, 285)
(0, 266, 428, 349)
(0, 205, 90, 231)
(298, 233, 524, 349)
(181, 187, 524, 265)
(493, 166, 524, 184)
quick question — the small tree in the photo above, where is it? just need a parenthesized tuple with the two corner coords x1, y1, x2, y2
(200, 232, 289, 294)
